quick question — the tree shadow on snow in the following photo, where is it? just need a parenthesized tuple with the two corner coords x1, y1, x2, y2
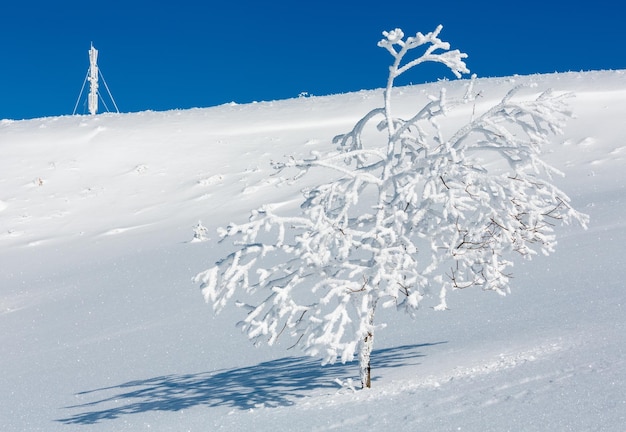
(56, 342, 444, 425)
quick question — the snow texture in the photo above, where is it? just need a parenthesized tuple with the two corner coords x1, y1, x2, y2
(1, 68, 625, 430)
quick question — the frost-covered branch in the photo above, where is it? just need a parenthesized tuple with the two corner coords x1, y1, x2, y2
(378, 25, 469, 140)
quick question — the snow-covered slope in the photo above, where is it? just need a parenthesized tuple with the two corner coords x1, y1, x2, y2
(1, 71, 625, 431)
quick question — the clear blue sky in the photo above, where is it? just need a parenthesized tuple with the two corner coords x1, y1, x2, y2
(1, 0, 623, 120)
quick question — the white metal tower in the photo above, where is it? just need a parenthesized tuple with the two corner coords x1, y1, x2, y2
(73, 43, 119, 115)
(87, 43, 99, 115)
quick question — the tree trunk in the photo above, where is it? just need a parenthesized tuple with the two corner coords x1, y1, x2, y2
(359, 298, 377, 389)
(359, 330, 373, 388)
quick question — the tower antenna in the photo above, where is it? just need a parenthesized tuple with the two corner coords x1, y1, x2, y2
(88, 43, 99, 115)
(73, 43, 119, 115)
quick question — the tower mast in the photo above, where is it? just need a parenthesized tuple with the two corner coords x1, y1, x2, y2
(73, 43, 119, 115)
(87, 43, 99, 116)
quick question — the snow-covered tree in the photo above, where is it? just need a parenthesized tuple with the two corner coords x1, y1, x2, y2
(195, 25, 588, 389)
(192, 220, 209, 243)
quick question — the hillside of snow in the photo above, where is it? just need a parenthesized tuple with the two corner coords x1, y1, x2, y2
(1, 70, 625, 431)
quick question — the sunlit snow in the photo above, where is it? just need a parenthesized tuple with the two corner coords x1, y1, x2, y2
(1, 70, 625, 431)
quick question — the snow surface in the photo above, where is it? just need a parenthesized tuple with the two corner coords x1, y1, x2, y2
(1, 70, 625, 431)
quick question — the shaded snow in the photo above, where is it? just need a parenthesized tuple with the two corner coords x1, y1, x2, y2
(1, 71, 625, 431)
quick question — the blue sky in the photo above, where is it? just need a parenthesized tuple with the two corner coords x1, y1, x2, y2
(1, 0, 623, 120)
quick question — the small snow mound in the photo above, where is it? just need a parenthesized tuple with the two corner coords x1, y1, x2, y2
(197, 174, 224, 186)
(134, 164, 149, 174)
